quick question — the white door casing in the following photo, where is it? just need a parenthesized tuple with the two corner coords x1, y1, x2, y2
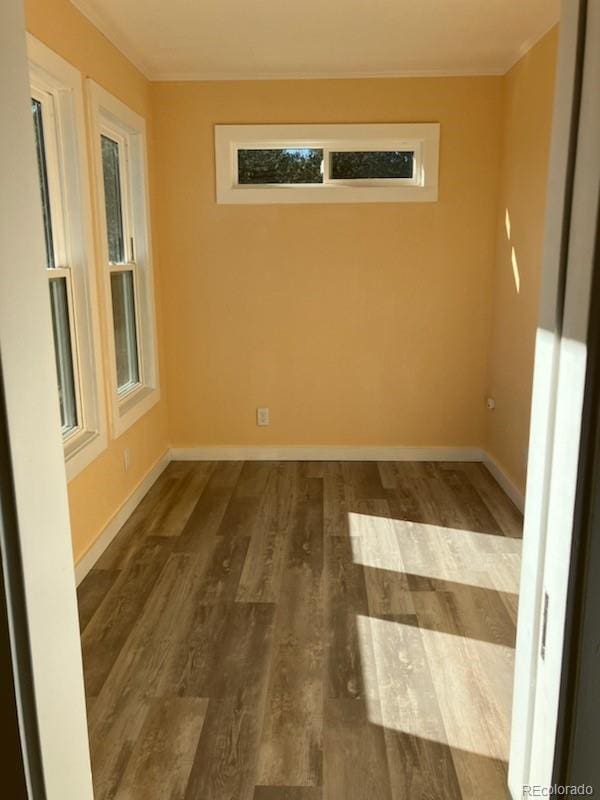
(0, 1, 94, 797)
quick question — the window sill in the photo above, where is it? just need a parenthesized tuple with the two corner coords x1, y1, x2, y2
(112, 384, 160, 439)
(64, 428, 107, 482)
(218, 182, 438, 204)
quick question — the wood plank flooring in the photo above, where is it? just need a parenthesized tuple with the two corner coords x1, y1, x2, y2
(78, 460, 522, 800)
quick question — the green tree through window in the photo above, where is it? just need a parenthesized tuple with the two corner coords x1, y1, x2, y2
(238, 148, 323, 184)
(330, 151, 414, 180)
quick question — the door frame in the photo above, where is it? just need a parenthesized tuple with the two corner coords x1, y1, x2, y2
(552, 167, 600, 790)
(509, 0, 600, 795)
(0, 367, 32, 798)
(2, 0, 599, 796)
(0, 1, 94, 797)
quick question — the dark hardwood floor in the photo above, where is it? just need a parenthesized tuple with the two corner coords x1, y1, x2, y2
(77, 460, 522, 800)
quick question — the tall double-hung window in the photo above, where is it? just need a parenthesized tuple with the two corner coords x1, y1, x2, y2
(28, 36, 106, 478)
(89, 82, 159, 437)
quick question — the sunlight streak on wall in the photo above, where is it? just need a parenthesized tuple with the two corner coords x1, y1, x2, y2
(511, 246, 521, 293)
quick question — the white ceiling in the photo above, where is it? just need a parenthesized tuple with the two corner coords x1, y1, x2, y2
(71, 0, 560, 81)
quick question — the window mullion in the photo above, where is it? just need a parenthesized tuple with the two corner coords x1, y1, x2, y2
(322, 146, 331, 185)
(109, 262, 135, 275)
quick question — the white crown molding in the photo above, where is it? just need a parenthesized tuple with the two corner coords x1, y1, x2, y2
(70, 1, 557, 84)
(504, 20, 559, 74)
(70, 0, 153, 79)
(74, 450, 170, 584)
(170, 445, 485, 462)
(152, 67, 506, 82)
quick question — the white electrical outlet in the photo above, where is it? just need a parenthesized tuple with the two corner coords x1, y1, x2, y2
(124, 447, 131, 472)
(257, 407, 270, 426)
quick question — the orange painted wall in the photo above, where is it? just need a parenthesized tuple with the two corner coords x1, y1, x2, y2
(22, 0, 557, 564)
(25, 0, 169, 562)
(485, 29, 558, 495)
(153, 77, 503, 449)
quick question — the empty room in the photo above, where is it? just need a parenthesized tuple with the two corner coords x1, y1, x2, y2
(3, 0, 600, 798)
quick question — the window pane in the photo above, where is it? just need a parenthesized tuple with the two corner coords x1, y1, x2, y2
(111, 270, 140, 392)
(330, 151, 414, 180)
(31, 98, 55, 268)
(238, 148, 323, 184)
(49, 277, 78, 433)
(101, 135, 126, 263)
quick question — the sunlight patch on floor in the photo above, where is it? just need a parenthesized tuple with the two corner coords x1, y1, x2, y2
(357, 614, 514, 761)
(348, 513, 521, 594)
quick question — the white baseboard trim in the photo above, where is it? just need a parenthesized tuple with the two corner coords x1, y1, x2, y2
(482, 452, 525, 512)
(74, 450, 171, 585)
(170, 445, 485, 462)
(73, 446, 523, 586)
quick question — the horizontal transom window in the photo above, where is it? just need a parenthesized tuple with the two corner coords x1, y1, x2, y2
(216, 123, 439, 204)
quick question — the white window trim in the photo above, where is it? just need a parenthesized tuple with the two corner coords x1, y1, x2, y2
(87, 80, 160, 438)
(27, 34, 107, 481)
(215, 123, 440, 204)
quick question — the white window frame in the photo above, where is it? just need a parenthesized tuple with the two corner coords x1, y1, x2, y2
(87, 80, 160, 438)
(215, 123, 440, 204)
(27, 35, 107, 481)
